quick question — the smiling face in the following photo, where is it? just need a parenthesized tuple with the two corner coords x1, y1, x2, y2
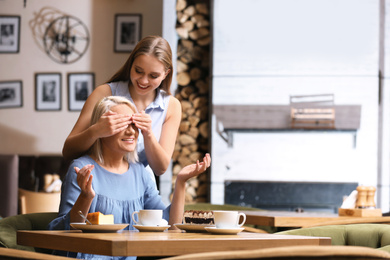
(101, 104, 139, 155)
(130, 54, 169, 96)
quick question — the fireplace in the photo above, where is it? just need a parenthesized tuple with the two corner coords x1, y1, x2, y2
(224, 181, 358, 213)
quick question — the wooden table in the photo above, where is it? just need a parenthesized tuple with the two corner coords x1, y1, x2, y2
(243, 210, 390, 228)
(17, 230, 331, 257)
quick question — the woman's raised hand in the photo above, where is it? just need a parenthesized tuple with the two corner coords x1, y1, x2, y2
(177, 153, 211, 182)
(74, 164, 95, 199)
(132, 111, 153, 136)
(93, 110, 132, 138)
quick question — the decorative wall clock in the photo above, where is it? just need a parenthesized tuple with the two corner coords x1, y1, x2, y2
(43, 15, 90, 64)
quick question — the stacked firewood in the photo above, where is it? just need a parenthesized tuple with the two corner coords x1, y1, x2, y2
(172, 0, 210, 202)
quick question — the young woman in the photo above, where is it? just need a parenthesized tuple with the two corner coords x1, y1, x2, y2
(49, 96, 210, 259)
(62, 35, 181, 177)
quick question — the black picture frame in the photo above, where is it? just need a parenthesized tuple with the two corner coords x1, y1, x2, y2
(0, 80, 22, 108)
(67, 72, 94, 111)
(114, 14, 142, 53)
(35, 73, 61, 111)
(0, 15, 21, 53)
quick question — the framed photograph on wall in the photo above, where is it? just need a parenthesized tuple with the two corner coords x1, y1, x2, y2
(68, 72, 94, 111)
(114, 14, 142, 52)
(35, 73, 61, 111)
(0, 81, 22, 108)
(0, 15, 20, 53)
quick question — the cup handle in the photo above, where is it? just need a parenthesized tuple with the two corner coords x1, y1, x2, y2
(132, 211, 140, 225)
(237, 213, 246, 227)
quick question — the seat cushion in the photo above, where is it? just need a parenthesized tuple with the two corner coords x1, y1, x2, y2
(0, 212, 58, 253)
(276, 224, 390, 251)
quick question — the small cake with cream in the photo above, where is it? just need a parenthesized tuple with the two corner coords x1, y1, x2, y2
(87, 212, 114, 225)
(183, 210, 214, 225)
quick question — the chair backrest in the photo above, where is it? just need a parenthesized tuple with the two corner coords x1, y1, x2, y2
(18, 188, 61, 214)
(0, 154, 19, 218)
(163, 245, 390, 260)
(0, 247, 69, 260)
(276, 224, 390, 251)
(0, 212, 58, 254)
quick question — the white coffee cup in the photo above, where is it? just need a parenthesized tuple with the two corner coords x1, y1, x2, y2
(213, 210, 246, 229)
(132, 209, 163, 226)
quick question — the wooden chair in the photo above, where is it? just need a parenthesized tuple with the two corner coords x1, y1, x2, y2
(0, 247, 69, 260)
(162, 245, 390, 260)
(18, 188, 61, 214)
(301, 216, 390, 228)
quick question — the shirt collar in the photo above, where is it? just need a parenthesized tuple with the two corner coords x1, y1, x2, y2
(145, 88, 165, 112)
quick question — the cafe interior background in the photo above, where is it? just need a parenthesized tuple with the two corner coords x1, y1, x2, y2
(2, 0, 390, 216)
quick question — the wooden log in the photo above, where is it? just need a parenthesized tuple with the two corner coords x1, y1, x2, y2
(177, 12, 189, 24)
(195, 3, 209, 15)
(179, 52, 193, 64)
(188, 143, 199, 152)
(181, 39, 194, 51)
(189, 28, 209, 40)
(181, 146, 191, 156)
(183, 5, 196, 17)
(176, 26, 189, 39)
(196, 106, 209, 121)
(183, 20, 195, 32)
(178, 155, 193, 167)
(177, 71, 191, 86)
(180, 86, 195, 99)
(188, 177, 199, 188)
(181, 100, 193, 112)
(172, 164, 182, 175)
(187, 127, 199, 139)
(197, 36, 211, 46)
(195, 19, 210, 28)
(177, 44, 187, 58)
(199, 121, 208, 138)
(193, 96, 208, 109)
(188, 115, 200, 127)
(191, 14, 205, 25)
(189, 151, 203, 162)
(192, 46, 205, 60)
(177, 60, 189, 73)
(179, 121, 191, 132)
(178, 134, 196, 145)
(186, 107, 196, 116)
(190, 67, 202, 81)
(172, 150, 180, 161)
(196, 80, 209, 94)
(176, 0, 187, 12)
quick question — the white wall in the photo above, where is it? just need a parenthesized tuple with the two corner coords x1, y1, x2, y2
(211, 0, 389, 211)
(0, 0, 164, 155)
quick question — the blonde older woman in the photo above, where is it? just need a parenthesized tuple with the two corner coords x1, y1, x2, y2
(49, 96, 210, 259)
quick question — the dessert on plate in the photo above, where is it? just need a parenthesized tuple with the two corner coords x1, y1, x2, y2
(87, 212, 114, 225)
(183, 210, 214, 225)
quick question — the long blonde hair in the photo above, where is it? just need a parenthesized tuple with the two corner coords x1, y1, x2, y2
(89, 96, 138, 164)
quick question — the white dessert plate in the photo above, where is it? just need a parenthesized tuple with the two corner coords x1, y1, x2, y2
(204, 227, 244, 235)
(174, 223, 214, 232)
(133, 225, 170, 232)
(70, 223, 129, 233)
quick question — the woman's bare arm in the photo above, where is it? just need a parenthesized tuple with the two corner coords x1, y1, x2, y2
(62, 84, 130, 160)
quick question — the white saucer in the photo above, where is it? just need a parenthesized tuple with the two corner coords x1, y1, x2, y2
(174, 223, 214, 232)
(70, 223, 129, 233)
(204, 226, 244, 235)
(133, 225, 170, 232)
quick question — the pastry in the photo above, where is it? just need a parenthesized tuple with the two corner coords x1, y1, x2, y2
(87, 212, 114, 225)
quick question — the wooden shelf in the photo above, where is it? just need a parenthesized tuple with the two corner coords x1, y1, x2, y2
(214, 104, 361, 147)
